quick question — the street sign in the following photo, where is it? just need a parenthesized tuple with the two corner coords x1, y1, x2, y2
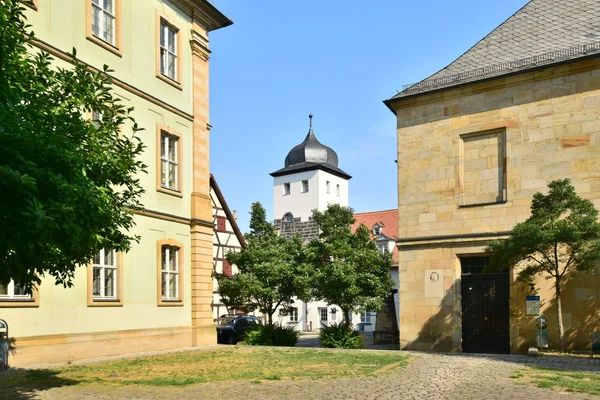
(526, 295, 540, 315)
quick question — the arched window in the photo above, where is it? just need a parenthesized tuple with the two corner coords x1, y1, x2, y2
(283, 213, 294, 223)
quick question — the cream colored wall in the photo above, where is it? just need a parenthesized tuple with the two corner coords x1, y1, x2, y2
(24, 0, 194, 115)
(2, 215, 191, 338)
(3, 1, 204, 338)
(393, 58, 600, 353)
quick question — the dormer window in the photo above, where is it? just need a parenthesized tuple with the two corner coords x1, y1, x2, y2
(283, 213, 294, 223)
(373, 224, 382, 236)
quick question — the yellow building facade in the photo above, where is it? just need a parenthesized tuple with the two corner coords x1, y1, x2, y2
(0, 0, 231, 366)
(386, 0, 600, 354)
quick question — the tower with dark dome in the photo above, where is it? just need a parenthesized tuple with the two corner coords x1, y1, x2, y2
(271, 115, 351, 240)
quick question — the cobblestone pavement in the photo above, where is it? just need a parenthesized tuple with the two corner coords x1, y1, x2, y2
(2, 350, 599, 400)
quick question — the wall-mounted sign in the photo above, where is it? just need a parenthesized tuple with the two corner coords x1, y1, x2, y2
(526, 295, 540, 315)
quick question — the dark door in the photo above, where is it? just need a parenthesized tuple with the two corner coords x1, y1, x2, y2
(461, 259, 510, 354)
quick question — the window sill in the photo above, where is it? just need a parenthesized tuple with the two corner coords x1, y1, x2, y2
(88, 298, 123, 307)
(86, 35, 122, 57)
(287, 321, 299, 324)
(157, 187, 183, 198)
(158, 299, 184, 307)
(458, 200, 507, 208)
(156, 73, 183, 91)
(0, 299, 39, 308)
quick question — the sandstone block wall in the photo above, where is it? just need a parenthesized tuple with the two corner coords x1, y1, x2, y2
(392, 57, 600, 353)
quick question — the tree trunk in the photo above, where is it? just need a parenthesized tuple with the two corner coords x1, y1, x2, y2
(267, 311, 273, 326)
(554, 277, 566, 353)
(343, 308, 351, 330)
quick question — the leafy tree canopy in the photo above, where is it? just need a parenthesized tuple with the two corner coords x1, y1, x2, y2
(215, 202, 309, 325)
(486, 179, 600, 351)
(306, 204, 395, 329)
(0, 0, 146, 291)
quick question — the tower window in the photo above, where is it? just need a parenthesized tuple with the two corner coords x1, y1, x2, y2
(326, 181, 330, 193)
(302, 180, 309, 193)
(336, 184, 340, 196)
(284, 182, 290, 195)
(283, 213, 294, 223)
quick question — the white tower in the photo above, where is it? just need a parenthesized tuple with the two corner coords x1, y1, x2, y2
(271, 114, 351, 239)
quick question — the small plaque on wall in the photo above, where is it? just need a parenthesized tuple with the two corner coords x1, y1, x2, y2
(526, 295, 540, 315)
(424, 269, 445, 298)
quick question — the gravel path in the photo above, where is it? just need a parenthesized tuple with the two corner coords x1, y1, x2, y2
(2, 349, 599, 400)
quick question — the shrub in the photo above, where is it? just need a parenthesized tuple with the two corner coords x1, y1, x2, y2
(320, 323, 364, 349)
(244, 324, 299, 347)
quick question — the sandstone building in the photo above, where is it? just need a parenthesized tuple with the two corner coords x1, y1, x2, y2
(0, 0, 231, 366)
(385, 0, 600, 353)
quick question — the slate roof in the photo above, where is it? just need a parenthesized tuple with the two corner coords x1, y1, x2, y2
(387, 0, 600, 101)
(352, 209, 399, 266)
(270, 119, 351, 180)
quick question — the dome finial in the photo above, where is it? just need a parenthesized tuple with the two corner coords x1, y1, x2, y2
(309, 113, 313, 128)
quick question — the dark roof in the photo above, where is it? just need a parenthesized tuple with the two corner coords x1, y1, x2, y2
(270, 121, 351, 180)
(210, 174, 246, 247)
(387, 0, 600, 102)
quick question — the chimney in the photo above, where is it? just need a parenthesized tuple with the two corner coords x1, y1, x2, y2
(233, 210, 237, 221)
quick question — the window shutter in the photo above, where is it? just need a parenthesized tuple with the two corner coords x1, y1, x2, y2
(223, 259, 232, 277)
(216, 216, 227, 232)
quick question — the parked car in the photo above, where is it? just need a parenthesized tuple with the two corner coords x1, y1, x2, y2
(216, 315, 262, 344)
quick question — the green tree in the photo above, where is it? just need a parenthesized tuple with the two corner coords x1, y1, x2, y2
(306, 204, 395, 330)
(215, 202, 308, 325)
(0, 0, 146, 291)
(486, 179, 600, 352)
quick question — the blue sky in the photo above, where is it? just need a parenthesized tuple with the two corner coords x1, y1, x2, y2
(208, 0, 529, 233)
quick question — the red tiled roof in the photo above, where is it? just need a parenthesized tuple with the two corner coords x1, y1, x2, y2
(352, 209, 398, 266)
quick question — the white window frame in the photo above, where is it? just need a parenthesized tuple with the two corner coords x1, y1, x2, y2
(160, 132, 178, 191)
(161, 245, 179, 300)
(290, 307, 298, 322)
(0, 281, 30, 300)
(302, 180, 309, 193)
(360, 312, 371, 324)
(373, 225, 381, 236)
(377, 242, 388, 254)
(283, 182, 291, 195)
(319, 307, 328, 322)
(336, 184, 340, 197)
(159, 20, 178, 81)
(92, 248, 117, 300)
(91, 0, 116, 45)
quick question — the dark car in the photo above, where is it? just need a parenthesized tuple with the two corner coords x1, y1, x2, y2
(216, 315, 262, 344)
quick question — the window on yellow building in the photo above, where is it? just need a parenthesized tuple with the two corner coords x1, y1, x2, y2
(157, 239, 184, 306)
(88, 248, 122, 307)
(92, 0, 116, 45)
(156, 125, 182, 197)
(159, 21, 178, 81)
(92, 248, 117, 299)
(161, 133, 178, 190)
(86, 0, 122, 56)
(0, 281, 30, 300)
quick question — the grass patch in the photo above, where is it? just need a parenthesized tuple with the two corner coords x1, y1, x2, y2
(512, 366, 600, 396)
(3, 347, 409, 388)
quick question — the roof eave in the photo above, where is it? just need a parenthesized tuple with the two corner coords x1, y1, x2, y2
(383, 53, 600, 112)
(191, 0, 233, 31)
(270, 164, 352, 180)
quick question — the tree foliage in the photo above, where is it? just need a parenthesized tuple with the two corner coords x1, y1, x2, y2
(0, 0, 146, 291)
(215, 202, 308, 325)
(486, 179, 600, 351)
(305, 204, 395, 329)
